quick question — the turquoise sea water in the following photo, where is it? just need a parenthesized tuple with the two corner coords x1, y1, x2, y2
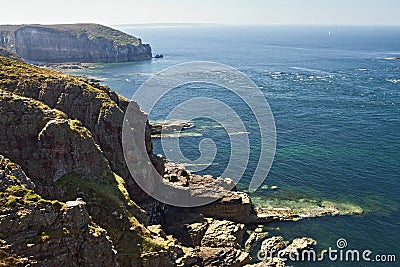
(66, 25, 400, 266)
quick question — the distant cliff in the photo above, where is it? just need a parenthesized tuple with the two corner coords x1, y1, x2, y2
(0, 23, 152, 63)
(0, 46, 22, 61)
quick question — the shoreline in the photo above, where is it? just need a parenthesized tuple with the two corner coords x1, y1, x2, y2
(0, 54, 368, 267)
(150, 120, 364, 221)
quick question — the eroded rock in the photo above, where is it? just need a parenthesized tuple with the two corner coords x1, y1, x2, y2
(280, 237, 317, 258)
(201, 219, 245, 249)
(260, 236, 289, 257)
(199, 247, 251, 267)
(0, 158, 118, 266)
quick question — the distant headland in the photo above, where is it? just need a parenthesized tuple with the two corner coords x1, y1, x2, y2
(0, 23, 152, 63)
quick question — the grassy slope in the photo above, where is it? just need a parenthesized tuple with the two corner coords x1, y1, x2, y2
(0, 55, 119, 107)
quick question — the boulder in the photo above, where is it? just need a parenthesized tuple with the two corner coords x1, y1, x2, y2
(199, 247, 251, 267)
(244, 232, 268, 252)
(260, 236, 288, 257)
(279, 237, 317, 258)
(201, 219, 245, 249)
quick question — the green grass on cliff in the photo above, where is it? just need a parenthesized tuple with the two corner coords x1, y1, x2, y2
(0, 56, 119, 111)
(0, 185, 64, 210)
(53, 23, 141, 46)
(68, 119, 93, 139)
(56, 172, 165, 262)
(0, 23, 140, 46)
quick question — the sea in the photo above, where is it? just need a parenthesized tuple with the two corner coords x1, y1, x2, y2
(65, 25, 400, 266)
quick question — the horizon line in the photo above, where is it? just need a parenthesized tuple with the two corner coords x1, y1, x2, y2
(1, 22, 399, 28)
(113, 22, 400, 27)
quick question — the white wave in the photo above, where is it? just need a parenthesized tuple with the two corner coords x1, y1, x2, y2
(183, 162, 219, 167)
(386, 79, 400, 84)
(383, 57, 400, 60)
(228, 131, 251, 136)
(152, 132, 203, 138)
(290, 66, 331, 75)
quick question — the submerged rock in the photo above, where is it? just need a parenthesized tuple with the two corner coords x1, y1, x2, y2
(151, 120, 194, 137)
(253, 197, 363, 222)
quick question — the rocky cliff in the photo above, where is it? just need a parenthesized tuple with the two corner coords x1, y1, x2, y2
(0, 46, 22, 61)
(0, 24, 152, 63)
(0, 56, 259, 266)
(0, 55, 321, 266)
(0, 157, 118, 266)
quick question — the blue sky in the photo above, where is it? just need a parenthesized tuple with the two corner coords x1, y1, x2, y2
(2, 0, 399, 25)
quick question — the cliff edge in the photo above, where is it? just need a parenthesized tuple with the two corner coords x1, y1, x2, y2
(0, 56, 256, 266)
(0, 23, 152, 63)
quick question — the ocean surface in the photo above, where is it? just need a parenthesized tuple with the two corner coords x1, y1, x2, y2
(66, 25, 400, 266)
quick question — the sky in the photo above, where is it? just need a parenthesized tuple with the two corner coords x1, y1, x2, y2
(1, 0, 399, 26)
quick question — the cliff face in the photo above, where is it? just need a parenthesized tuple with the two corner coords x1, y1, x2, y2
(0, 56, 260, 267)
(0, 56, 157, 202)
(0, 57, 173, 266)
(0, 24, 152, 63)
(0, 27, 16, 49)
(0, 157, 118, 266)
(0, 46, 22, 61)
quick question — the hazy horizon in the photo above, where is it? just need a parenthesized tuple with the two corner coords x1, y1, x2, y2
(2, 22, 400, 28)
(2, 0, 400, 26)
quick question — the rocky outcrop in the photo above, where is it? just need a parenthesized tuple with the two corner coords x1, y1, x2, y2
(163, 162, 256, 223)
(279, 237, 317, 258)
(1, 56, 256, 266)
(151, 121, 194, 137)
(246, 236, 317, 267)
(0, 92, 151, 265)
(0, 26, 16, 50)
(260, 237, 288, 257)
(253, 200, 363, 221)
(199, 247, 251, 267)
(0, 46, 22, 61)
(162, 210, 251, 266)
(0, 91, 110, 197)
(201, 219, 245, 249)
(244, 232, 268, 253)
(0, 57, 186, 266)
(0, 157, 118, 266)
(0, 24, 151, 63)
(0, 56, 155, 202)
